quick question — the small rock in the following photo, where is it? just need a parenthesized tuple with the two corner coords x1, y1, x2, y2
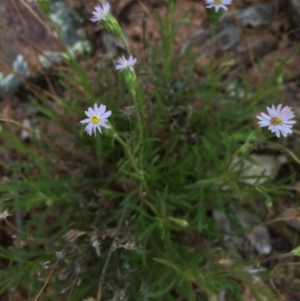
(181, 3, 274, 57)
(233, 3, 273, 27)
(212, 209, 234, 234)
(0, 0, 90, 94)
(230, 154, 287, 185)
(249, 225, 272, 255)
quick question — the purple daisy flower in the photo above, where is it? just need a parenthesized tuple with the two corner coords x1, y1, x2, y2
(204, 0, 232, 12)
(90, 3, 111, 23)
(115, 55, 137, 72)
(257, 104, 296, 138)
(80, 104, 111, 136)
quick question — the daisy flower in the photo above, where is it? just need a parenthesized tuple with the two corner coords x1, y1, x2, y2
(80, 104, 111, 136)
(257, 104, 296, 138)
(204, 0, 232, 12)
(90, 3, 110, 23)
(115, 55, 137, 72)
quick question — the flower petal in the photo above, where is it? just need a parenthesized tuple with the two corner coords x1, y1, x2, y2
(80, 118, 90, 124)
(97, 104, 106, 116)
(261, 112, 271, 120)
(100, 110, 111, 119)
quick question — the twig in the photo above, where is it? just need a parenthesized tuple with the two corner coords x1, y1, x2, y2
(96, 200, 130, 301)
(33, 258, 60, 301)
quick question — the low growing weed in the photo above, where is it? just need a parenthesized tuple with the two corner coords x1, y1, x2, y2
(0, 0, 299, 300)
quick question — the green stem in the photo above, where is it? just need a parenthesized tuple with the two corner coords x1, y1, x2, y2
(113, 133, 144, 182)
(120, 35, 131, 56)
(226, 134, 266, 171)
(210, 24, 216, 59)
(242, 134, 266, 157)
(202, 24, 216, 121)
(119, 34, 143, 154)
(131, 92, 143, 154)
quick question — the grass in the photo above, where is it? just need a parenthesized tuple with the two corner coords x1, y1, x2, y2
(0, 0, 299, 300)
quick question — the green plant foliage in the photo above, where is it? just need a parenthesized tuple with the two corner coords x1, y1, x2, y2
(0, 1, 298, 300)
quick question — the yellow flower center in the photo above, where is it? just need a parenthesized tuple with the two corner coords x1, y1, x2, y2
(214, 0, 222, 3)
(91, 115, 101, 125)
(270, 116, 282, 125)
